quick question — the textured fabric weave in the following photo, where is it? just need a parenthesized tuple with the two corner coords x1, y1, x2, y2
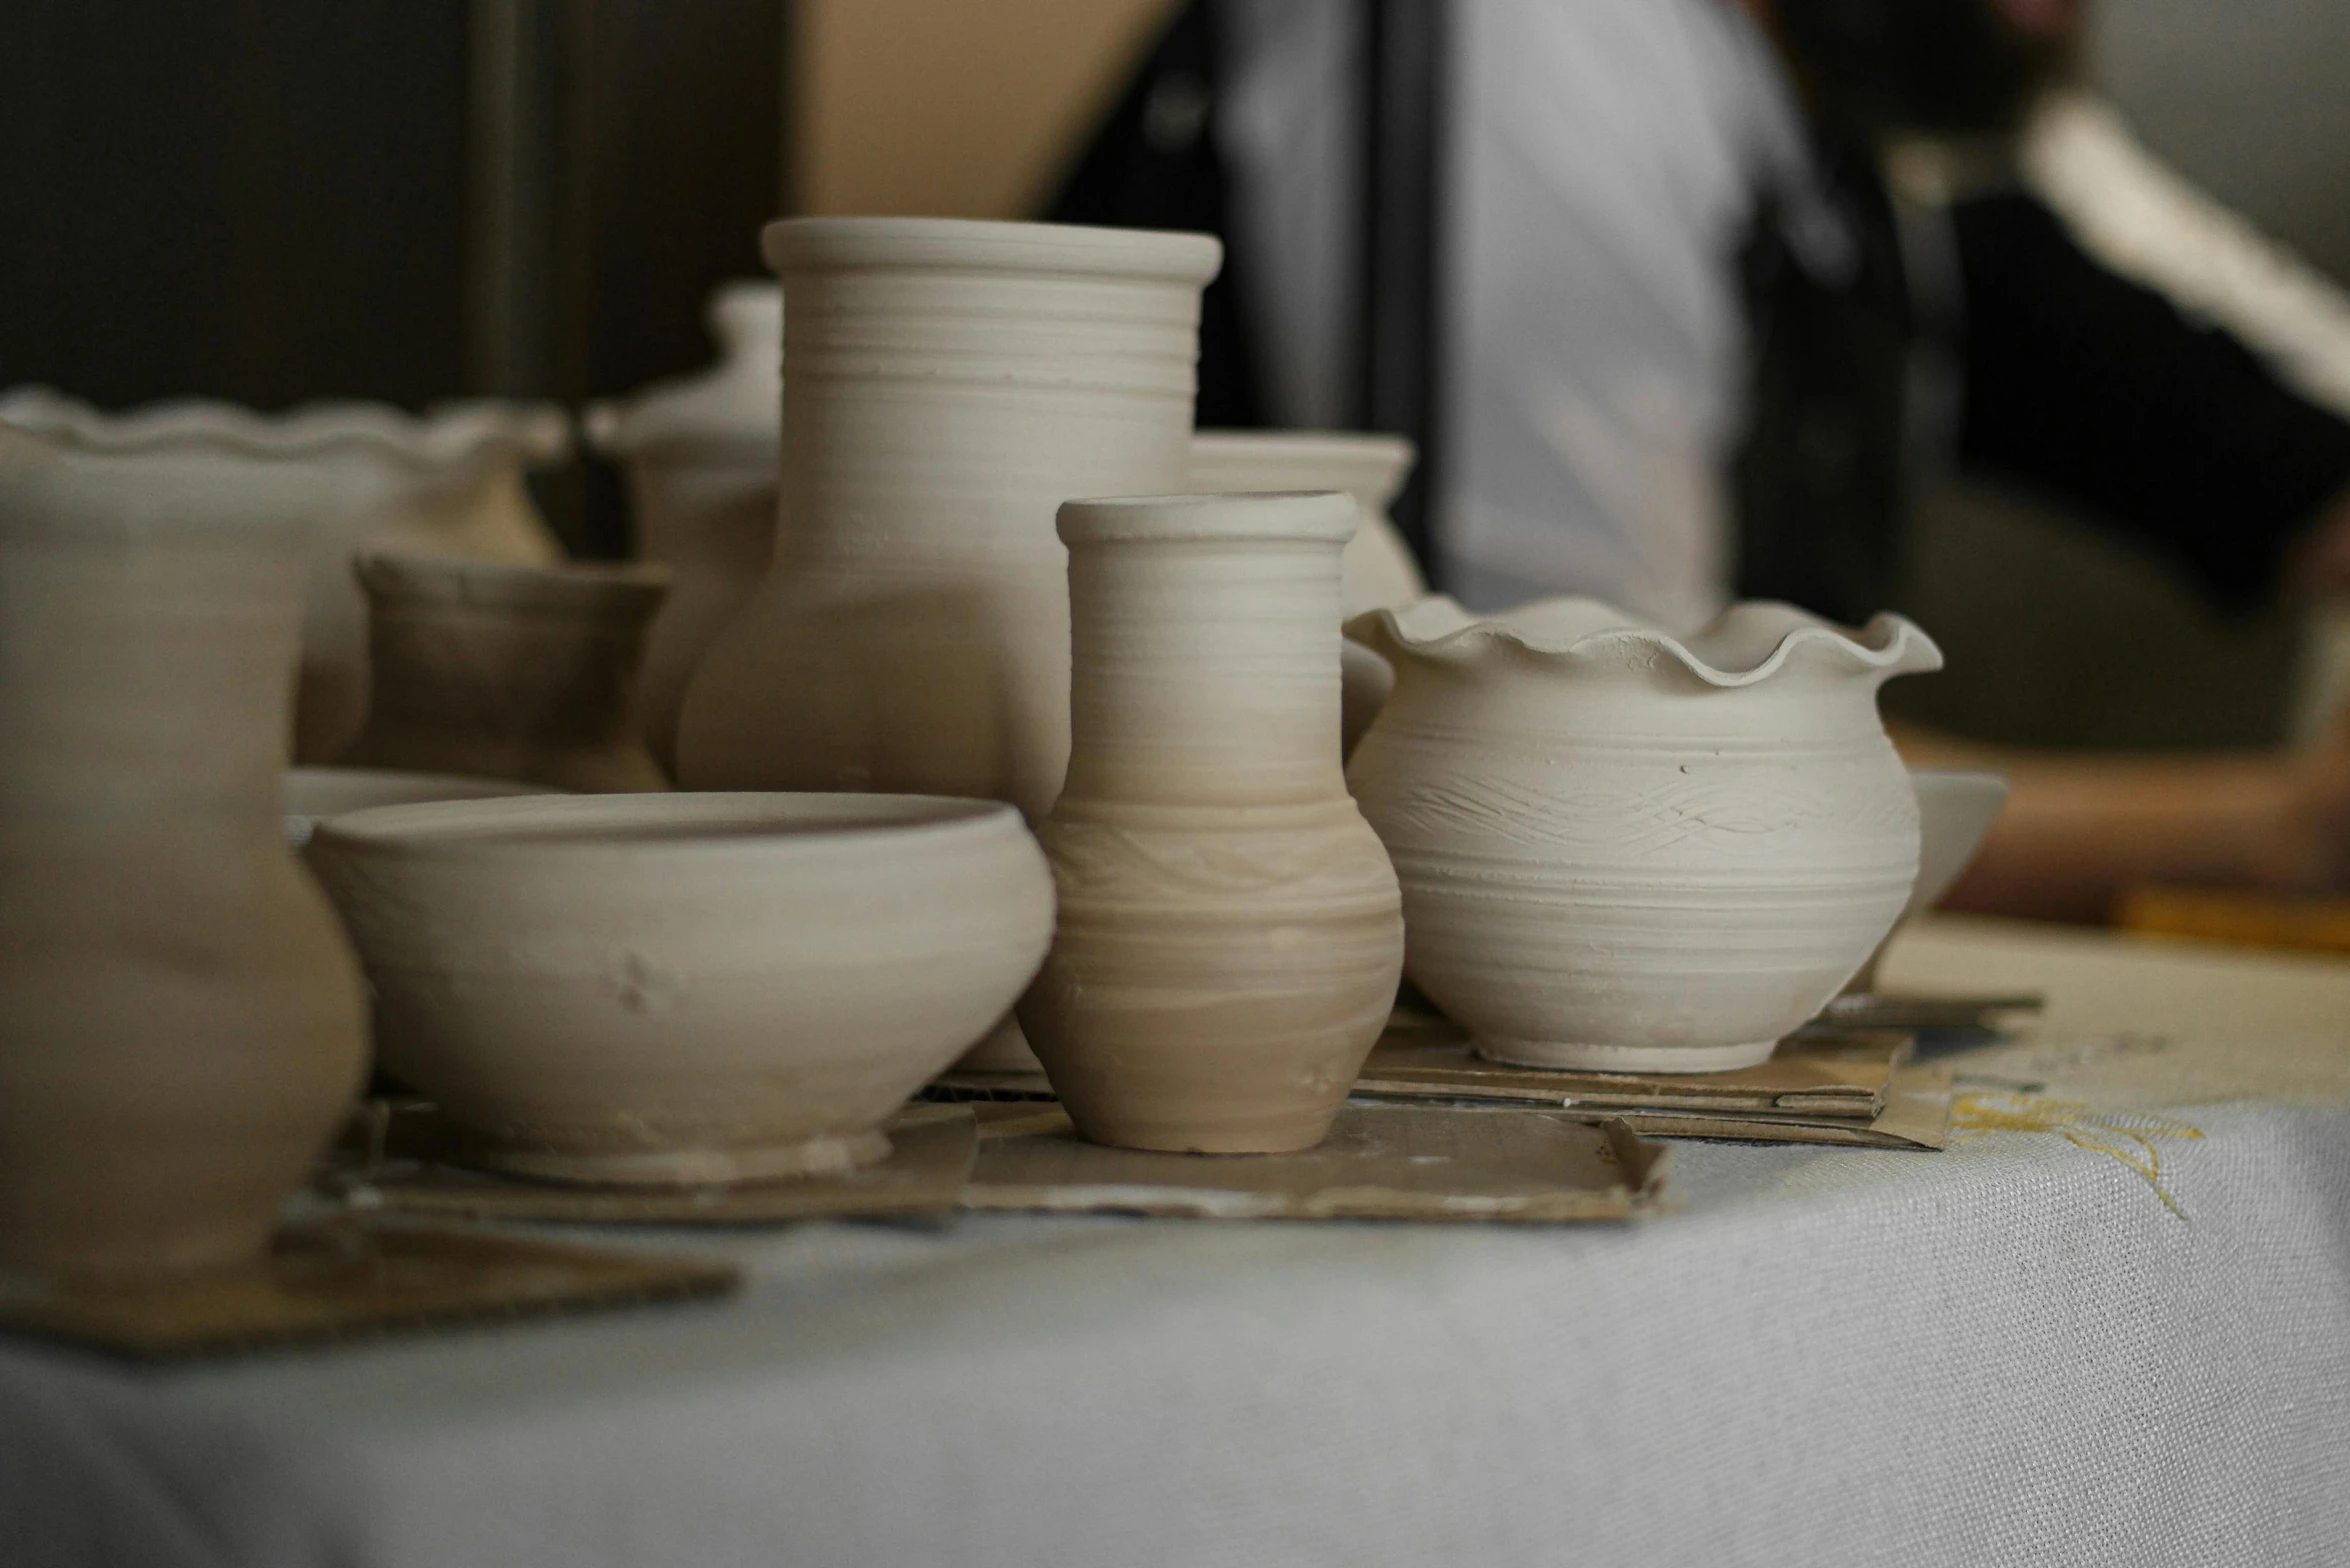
(4, 919, 2348, 1568)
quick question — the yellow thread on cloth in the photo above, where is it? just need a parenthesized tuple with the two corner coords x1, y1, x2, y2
(1949, 1091, 2205, 1219)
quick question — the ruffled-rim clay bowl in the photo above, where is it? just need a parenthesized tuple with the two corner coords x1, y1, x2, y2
(303, 792, 1056, 1186)
(280, 766, 551, 849)
(0, 385, 571, 471)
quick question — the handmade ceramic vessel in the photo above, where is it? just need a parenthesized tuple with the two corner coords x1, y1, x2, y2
(1346, 597, 1943, 1072)
(1189, 431, 1427, 753)
(340, 551, 671, 793)
(280, 766, 547, 849)
(0, 386, 569, 764)
(585, 282, 783, 772)
(304, 792, 1056, 1185)
(674, 218, 1223, 818)
(0, 454, 369, 1275)
(1844, 769, 2010, 993)
(1018, 494, 1405, 1152)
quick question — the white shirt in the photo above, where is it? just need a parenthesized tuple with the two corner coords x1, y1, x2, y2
(1217, 0, 1812, 628)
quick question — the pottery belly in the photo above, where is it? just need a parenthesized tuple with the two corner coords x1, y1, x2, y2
(1019, 809, 1405, 1153)
(1353, 732, 1918, 1069)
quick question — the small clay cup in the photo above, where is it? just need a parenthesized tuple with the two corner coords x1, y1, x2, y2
(304, 792, 1056, 1185)
(341, 551, 671, 792)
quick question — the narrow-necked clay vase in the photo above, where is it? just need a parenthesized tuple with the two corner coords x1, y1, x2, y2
(0, 386, 569, 764)
(674, 218, 1223, 817)
(0, 454, 369, 1276)
(340, 551, 671, 793)
(585, 282, 782, 772)
(1018, 493, 1405, 1152)
(305, 793, 1055, 1185)
(1346, 596, 1942, 1072)
(1189, 431, 1427, 754)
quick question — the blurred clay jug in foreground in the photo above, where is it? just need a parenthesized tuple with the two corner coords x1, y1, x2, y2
(0, 453, 368, 1276)
(586, 282, 783, 773)
(0, 387, 568, 764)
(1019, 493, 1404, 1152)
(342, 552, 672, 794)
(1346, 597, 1941, 1073)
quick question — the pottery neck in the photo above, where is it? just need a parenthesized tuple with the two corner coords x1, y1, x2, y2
(0, 471, 304, 820)
(1058, 495, 1354, 810)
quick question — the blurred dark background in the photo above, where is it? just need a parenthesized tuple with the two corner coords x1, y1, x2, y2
(3, 0, 2345, 745)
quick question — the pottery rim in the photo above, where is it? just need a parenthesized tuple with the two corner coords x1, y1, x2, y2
(761, 215, 1224, 283)
(1347, 594, 1944, 687)
(1057, 489, 1359, 546)
(309, 788, 1028, 861)
(0, 385, 572, 471)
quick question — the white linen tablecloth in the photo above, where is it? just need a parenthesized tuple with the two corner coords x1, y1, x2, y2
(5, 917, 2349, 1568)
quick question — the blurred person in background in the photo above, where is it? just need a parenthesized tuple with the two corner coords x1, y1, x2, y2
(1054, 0, 2350, 924)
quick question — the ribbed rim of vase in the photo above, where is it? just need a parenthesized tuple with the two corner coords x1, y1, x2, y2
(1188, 430, 1415, 506)
(307, 790, 1029, 863)
(0, 386, 572, 469)
(1345, 595, 1945, 687)
(353, 549, 671, 609)
(1058, 490, 1358, 546)
(762, 217, 1223, 284)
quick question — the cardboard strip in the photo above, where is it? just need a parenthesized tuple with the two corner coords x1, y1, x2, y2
(336, 1105, 979, 1225)
(0, 1220, 739, 1359)
(1587, 1063, 1955, 1150)
(963, 1103, 1669, 1223)
(1354, 1021, 1911, 1118)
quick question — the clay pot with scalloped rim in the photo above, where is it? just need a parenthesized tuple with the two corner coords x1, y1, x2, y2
(1346, 596, 1942, 1072)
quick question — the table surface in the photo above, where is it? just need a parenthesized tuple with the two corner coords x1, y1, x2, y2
(7, 917, 2349, 1568)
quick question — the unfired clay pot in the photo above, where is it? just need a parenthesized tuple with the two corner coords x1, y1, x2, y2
(0, 387, 569, 764)
(280, 766, 549, 849)
(1189, 431, 1427, 753)
(304, 792, 1056, 1185)
(674, 218, 1223, 816)
(1018, 493, 1405, 1152)
(341, 551, 671, 793)
(0, 454, 369, 1275)
(585, 282, 782, 773)
(1346, 596, 1942, 1073)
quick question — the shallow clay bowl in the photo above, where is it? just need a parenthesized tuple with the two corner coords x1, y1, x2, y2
(281, 766, 549, 848)
(303, 792, 1056, 1185)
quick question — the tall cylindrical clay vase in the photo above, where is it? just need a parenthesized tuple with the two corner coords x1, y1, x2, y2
(0, 454, 369, 1276)
(341, 552, 672, 793)
(674, 219, 1223, 816)
(674, 218, 1221, 1072)
(1018, 493, 1406, 1153)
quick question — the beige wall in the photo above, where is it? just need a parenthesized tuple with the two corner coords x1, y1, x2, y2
(794, 0, 1178, 219)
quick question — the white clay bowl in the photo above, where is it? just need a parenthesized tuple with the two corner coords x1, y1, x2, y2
(1843, 769, 2010, 994)
(280, 766, 549, 849)
(303, 792, 1056, 1185)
